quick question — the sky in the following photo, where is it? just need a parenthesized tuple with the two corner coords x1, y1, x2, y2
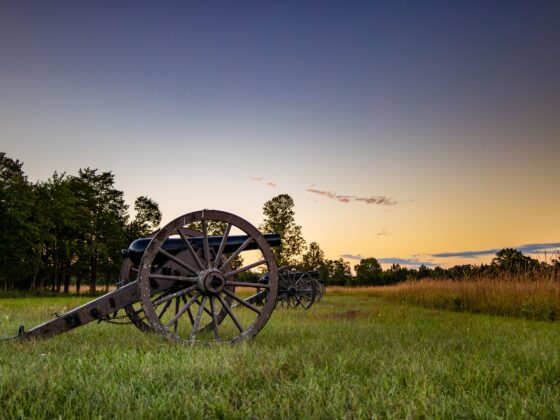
(1, 1, 559, 269)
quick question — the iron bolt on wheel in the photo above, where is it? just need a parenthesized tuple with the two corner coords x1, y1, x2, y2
(137, 210, 278, 344)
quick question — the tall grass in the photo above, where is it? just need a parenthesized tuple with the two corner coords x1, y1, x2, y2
(342, 276, 560, 321)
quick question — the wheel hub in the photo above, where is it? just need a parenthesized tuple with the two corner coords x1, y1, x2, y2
(198, 269, 226, 295)
(288, 286, 297, 296)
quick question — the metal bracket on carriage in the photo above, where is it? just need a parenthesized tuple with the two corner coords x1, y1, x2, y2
(0, 324, 25, 343)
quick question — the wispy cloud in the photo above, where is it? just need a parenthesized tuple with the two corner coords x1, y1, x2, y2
(340, 254, 364, 260)
(431, 242, 560, 259)
(340, 254, 437, 267)
(306, 188, 397, 206)
(431, 250, 498, 259)
(249, 176, 277, 188)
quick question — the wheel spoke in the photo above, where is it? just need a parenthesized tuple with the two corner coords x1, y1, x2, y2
(217, 294, 243, 333)
(189, 295, 207, 341)
(181, 294, 195, 325)
(177, 228, 205, 270)
(224, 259, 267, 278)
(158, 299, 172, 319)
(186, 291, 215, 318)
(167, 292, 200, 327)
(209, 296, 220, 341)
(157, 248, 199, 275)
(152, 285, 197, 306)
(223, 288, 261, 314)
(174, 297, 180, 333)
(213, 223, 231, 268)
(219, 237, 253, 271)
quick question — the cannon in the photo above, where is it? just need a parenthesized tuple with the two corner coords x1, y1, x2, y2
(5, 210, 281, 345)
(252, 266, 323, 309)
(275, 267, 319, 309)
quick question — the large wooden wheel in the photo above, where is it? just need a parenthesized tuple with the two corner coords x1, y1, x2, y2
(276, 266, 317, 309)
(137, 210, 278, 344)
(314, 279, 326, 302)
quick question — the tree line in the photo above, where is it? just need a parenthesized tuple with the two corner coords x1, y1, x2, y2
(0, 153, 161, 293)
(344, 248, 560, 286)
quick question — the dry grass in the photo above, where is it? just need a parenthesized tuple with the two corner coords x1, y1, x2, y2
(329, 277, 560, 321)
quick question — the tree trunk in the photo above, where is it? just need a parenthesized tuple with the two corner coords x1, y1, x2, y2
(76, 274, 81, 295)
(56, 272, 62, 293)
(90, 255, 97, 294)
(29, 270, 39, 292)
(53, 243, 58, 292)
(105, 268, 111, 292)
(37, 269, 44, 292)
(63, 270, 70, 294)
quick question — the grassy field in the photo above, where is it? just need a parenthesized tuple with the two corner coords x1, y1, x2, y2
(1, 292, 559, 418)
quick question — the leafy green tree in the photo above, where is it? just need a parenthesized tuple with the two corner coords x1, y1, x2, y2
(0, 155, 166, 293)
(302, 241, 325, 271)
(354, 257, 382, 285)
(383, 264, 411, 284)
(260, 194, 306, 266)
(35, 172, 81, 293)
(446, 264, 476, 280)
(69, 169, 128, 293)
(321, 258, 352, 285)
(492, 248, 539, 274)
(126, 196, 162, 242)
(416, 264, 432, 279)
(0, 153, 41, 290)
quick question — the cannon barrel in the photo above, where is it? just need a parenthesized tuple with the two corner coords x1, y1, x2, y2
(123, 233, 281, 266)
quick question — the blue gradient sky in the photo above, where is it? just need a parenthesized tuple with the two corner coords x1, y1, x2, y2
(1, 1, 559, 268)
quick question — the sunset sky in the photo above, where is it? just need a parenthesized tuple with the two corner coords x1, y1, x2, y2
(1, 1, 559, 269)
